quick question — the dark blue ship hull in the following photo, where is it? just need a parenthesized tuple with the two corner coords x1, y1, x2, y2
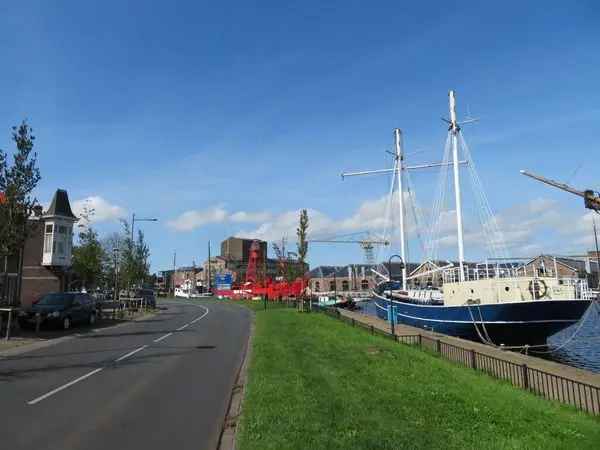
(373, 293, 593, 346)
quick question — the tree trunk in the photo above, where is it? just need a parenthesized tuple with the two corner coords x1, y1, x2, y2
(2, 255, 8, 304)
(15, 247, 24, 306)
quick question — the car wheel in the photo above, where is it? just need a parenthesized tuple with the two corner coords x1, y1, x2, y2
(63, 316, 71, 330)
(89, 313, 96, 325)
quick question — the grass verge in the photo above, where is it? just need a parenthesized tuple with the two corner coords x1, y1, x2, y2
(234, 302, 600, 450)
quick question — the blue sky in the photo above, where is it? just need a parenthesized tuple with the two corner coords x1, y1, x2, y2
(1, 1, 599, 271)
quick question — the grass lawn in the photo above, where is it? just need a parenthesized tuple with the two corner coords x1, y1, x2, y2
(234, 302, 600, 450)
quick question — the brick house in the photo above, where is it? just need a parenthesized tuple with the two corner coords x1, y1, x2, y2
(0, 189, 77, 307)
(308, 262, 410, 294)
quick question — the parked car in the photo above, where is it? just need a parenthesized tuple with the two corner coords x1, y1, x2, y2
(18, 292, 97, 330)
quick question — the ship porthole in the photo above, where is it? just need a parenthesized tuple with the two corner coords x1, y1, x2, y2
(470, 289, 474, 294)
(505, 286, 510, 292)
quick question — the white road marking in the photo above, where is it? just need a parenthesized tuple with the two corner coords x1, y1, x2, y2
(153, 332, 173, 343)
(115, 345, 148, 362)
(27, 303, 210, 405)
(27, 368, 104, 405)
(190, 308, 210, 324)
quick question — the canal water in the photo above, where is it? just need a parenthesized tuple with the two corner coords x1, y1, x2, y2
(358, 300, 600, 374)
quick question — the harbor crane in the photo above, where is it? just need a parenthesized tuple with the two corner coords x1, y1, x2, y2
(520, 170, 600, 213)
(307, 234, 390, 265)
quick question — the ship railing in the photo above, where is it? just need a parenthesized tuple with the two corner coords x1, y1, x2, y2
(441, 265, 566, 284)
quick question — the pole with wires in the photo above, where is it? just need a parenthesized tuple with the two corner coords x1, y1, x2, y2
(394, 129, 408, 291)
(449, 90, 465, 281)
(594, 220, 600, 291)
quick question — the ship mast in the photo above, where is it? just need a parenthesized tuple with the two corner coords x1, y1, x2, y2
(449, 90, 466, 281)
(394, 129, 408, 290)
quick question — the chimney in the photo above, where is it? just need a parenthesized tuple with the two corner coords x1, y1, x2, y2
(33, 205, 43, 216)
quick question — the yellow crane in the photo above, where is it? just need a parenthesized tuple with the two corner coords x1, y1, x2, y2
(521, 170, 600, 212)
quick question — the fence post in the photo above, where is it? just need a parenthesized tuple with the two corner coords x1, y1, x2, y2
(352, 318, 355, 327)
(5, 310, 12, 341)
(337, 309, 341, 319)
(0, 313, 3, 340)
(370, 325, 374, 335)
(436, 339, 441, 353)
(470, 349, 477, 370)
(521, 364, 529, 389)
(418, 334, 422, 348)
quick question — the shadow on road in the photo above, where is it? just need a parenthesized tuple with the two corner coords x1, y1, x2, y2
(0, 345, 214, 381)
(77, 329, 191, 339)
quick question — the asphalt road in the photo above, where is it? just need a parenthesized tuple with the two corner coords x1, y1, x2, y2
(0, 299, 252, 450)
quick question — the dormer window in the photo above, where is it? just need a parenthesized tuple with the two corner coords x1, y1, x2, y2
(41, 189, 77, 267)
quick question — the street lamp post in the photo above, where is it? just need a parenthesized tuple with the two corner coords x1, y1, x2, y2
(113, 247, 119, 303)
(388, 254, 405, 337)
(131, 213, 158, 244)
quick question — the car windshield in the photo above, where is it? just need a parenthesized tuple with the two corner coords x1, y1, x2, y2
(36, 293, 72, 306)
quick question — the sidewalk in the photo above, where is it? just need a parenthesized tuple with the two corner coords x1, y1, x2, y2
(0, 309, 156, 358)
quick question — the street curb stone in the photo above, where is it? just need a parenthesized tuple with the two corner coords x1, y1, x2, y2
(218, 315, 255, 450)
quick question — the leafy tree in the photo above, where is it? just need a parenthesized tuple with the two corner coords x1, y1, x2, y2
(118, 220, 151, 292)
(100, 231, 124, 293)
(296, 209, 309, 275)
(0, 121, 41, 303)
(72, 227, 106, 290)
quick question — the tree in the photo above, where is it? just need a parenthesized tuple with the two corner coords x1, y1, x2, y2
(72, 227, 106, 291)
(100, 231, 124, 293)
(118, 220, 151, 292)
(296, 209, 309, 273)
(0, 121, 41, 304)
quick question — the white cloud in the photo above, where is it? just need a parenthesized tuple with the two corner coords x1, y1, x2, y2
(72, 196, 126, 223)
(229, 211, 273, 223)
(167, 207, 228, 232)
(167, 194, 598, 261)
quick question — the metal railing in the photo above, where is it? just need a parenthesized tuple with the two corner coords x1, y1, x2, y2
(317, 306, 600, 416)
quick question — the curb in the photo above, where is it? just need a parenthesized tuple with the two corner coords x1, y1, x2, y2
(218, 316, 255, 450)
(0, 310, 157, 359)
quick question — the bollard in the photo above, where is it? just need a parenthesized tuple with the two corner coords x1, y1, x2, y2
(5, 310, 12, 341)
(470, 349, 477, 370)
(35, 313, 41, 334)
(0, 313, 3, 339)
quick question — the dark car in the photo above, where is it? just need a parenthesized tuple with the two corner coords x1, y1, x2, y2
(135, 288, 156, 308)
(18, 292, 97, 330)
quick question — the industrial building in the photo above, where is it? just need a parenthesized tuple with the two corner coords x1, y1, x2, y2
(202, 237, 308, 287)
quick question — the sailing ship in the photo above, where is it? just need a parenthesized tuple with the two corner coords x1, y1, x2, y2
(344, 91, 594, 347)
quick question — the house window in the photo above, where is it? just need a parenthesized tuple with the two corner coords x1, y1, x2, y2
(361, 279, 369, 290)
(329, 280, 336, 291)
(342, 280, 349, 291)
(314, 281, 320, 292)
(44, 223, 54, 253)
